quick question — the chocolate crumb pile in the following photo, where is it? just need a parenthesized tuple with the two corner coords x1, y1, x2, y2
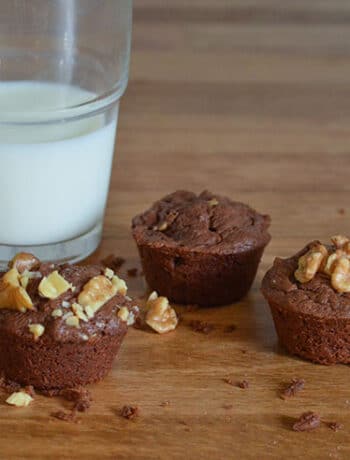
(61, 387, 92, 412)
(120, 405, 139, 420)
(101, 254, 126, 272)
(292, 412, 321, 432)
(280, 378, 305, 400)
(189, 320, 214, 334)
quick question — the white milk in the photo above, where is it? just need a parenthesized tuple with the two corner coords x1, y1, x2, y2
(0, 82, 118, 245)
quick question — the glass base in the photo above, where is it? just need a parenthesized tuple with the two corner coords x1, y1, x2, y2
(0, 222, 102, 269)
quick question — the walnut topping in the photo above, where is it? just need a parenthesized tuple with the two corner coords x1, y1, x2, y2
(71, 303, 88, 322)
(51, 308, 63, 318)
(118, 306, 129, 322)
(295, 236, 350, 293)
(65, 316, 80, 328)
(294, 244, 328, 283)
(38, 271, 73, 299)
(331, 257, 350, 293)
(157, 222, 168, 231)
(28, 323, 45, 340)
(145, 292, 178, 334)
(9, 252, 40, 274)
(111, 275, 127, 296)
(78, 275, 115, 313)
(104, 267, 114, 279)
(6, 391, 33, 407)
(208, 198, 219, 207)
(0, 268, 33, 312)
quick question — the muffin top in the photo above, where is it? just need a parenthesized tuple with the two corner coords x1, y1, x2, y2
(132, 190, 271, 255)
(262, 237, 350, 319)
(0, 253, 138, 344)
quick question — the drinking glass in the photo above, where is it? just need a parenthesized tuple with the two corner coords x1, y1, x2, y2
(0, 0, 132, 265)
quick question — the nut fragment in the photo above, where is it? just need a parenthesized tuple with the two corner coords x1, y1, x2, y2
(118, 306, 129, 322)
(104, 267, 114, 279)
(294, 244, 328, 283)
(157, 222, 168, 231)
(145, 292, 178, 334)
(331, 235, 350, 249)
(331, 256, 350, 293)
(111, 275, 127, 296)
(9, 253, 40, 274)
(28, 323, 45, 340)
(208, 198, 219, 207)
(6, 391, 33, 407)
(71, 303, 88, 322)
(51, 308, 63, 318)
(38, 271, 73, 299)
(0, 268, 33, 311)
(65, 316, 80, 328)
(78, 275, 116, 314)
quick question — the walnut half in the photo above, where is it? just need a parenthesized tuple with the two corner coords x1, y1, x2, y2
(331, 256, 350, 293)
(145, 292, 178, 334)
(294, 244, 328, 283)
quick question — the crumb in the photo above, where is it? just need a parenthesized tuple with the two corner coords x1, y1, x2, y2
(24, 386, 36, 398)
(338, 208, 345, 216)
(222, 404, 233, 410)
(160, 401, 170, 407)
(189, 320, 214, 334)
(61, 387, 92, 412)
(292, 411, 321, 432)
(237, 380, 249, 389)
(120, 405, 139, 420)
(224, 324, 237, 333)
(40, 388, 61, 397)
(280, 378, 305, 400)
(101, 254, 125, 271)
(223, 378, 234, 386)
(51, 410, 79, 423)
(241, 349, 247, 354)
(326, 422, 343, 432)
(127, 268, 138, 277)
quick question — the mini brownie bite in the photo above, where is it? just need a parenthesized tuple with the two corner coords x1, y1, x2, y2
(132, 190, 271, 306)
(0, 253, 138, 390)
(262, 235, 350, 365)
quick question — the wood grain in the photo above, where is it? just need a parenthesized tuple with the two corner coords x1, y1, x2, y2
(2, 1, 350, 459)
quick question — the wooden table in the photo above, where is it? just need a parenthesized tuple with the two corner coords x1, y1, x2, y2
(3, 1, 350, 458)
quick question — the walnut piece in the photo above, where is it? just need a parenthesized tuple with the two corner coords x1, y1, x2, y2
(331, 256, 350, 293)
(28, 323, 45, 340)
(6, 391, 33, 407)
(65, 316, 80, 328)
(38, 271, 73, 299)
(145, 292, 178, 334)
(331, 234, 350, 250)
(9, 252, 40, 274)
(0, 268, 33, 312)
(208, 198, 219, 207)
(118, 306, 129, 322)
(294, 244, 328, 283)
(78, 274, 127, 317)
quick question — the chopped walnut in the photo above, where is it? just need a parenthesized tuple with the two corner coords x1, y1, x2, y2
(208, 198, 219, 207)
(38, 271, 73, 299)
(157, 222, 168, 231)
(0, 268, 33, 312)
(71, 303, 88, 322)
(51, 308, 63, 318)
(28, 323, 45, 340)
(331, 235, 350, 249)
(6, 391, 33, 407)
(65, 316, 80, 328)
(145, 292, 178, 334)
(9, 253, 40, 274)
(294, 244, 328, 283)
(331, 256, 350, 293)
(78, 274, 127, 317)
(118, 306, 129, 322)
(104, 267, 114, 279)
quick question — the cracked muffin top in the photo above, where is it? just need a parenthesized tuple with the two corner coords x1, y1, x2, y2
(132, 190, 271, 255)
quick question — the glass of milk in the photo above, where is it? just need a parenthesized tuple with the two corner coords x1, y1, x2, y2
(0, 0, 132, 265)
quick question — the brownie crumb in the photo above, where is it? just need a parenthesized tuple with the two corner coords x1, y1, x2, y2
(61, 387, 92, 412)
(40, 388, 61, 397)
(24, 386, 36, 398)
(280, 378, 305, 400)
(222, 404, 233, 410)
(184, 304, 199, 312)
(326, 421, 343, 432)
(189, 320, 214, 334)
(292, 411, 321, 432)
(120, 405, 139, 420)
(223, 378, 234, 386)
(101, 254, 126, 271)
(51, 410, 79, 423)
(160, 401, 170, 407)
(338, 208, 345, 216)
(224, 324, 237, 333)
(237, 380, 249, 389)
(127, 268, 138, 277)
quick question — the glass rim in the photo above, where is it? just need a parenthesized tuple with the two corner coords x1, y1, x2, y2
(0, 76, 128, 125)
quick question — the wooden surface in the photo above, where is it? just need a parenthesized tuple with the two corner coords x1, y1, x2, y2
(3, 1, 350, 458)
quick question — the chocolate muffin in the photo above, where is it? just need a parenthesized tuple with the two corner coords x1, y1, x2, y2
(262, 236, 350, 365)
(132, 190, 271, 306)
(0, 253, 138, 389)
